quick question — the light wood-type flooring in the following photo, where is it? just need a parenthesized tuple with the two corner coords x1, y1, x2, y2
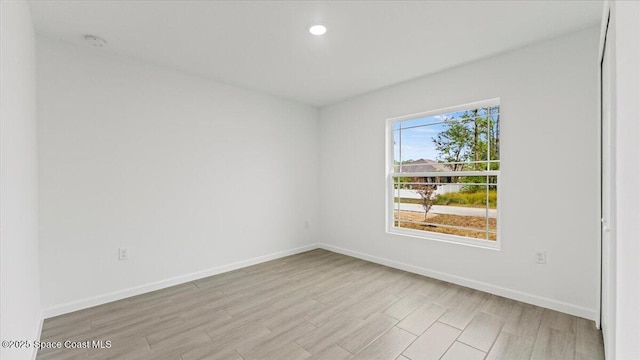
(37, 249, 604, 360)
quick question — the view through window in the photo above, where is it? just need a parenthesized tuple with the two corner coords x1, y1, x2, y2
(388, 99, 500, 245)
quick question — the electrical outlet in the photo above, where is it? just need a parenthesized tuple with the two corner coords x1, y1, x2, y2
(535, 250, 546, 264)
(118, 248, 129, 261)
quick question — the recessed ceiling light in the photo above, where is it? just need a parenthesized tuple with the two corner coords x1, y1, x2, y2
(84, 34, 107, 47)
(309, 25, 327, 36)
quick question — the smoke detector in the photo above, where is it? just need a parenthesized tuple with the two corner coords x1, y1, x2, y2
(84, 35, 107, 47)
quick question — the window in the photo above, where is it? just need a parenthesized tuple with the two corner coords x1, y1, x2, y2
(386, 99, 500, 248)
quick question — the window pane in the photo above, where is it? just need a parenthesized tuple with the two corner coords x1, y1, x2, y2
(489, 112, 500, 163)
(392, 175, 497, 241)
(396, 123, 445, 167)
(389, 102, 499, 244)
(392, 105, 500, 173)
(393, 130, 400, 169)
(398, 116, 430, 130)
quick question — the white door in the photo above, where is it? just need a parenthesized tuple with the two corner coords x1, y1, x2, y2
(600, 11, 616, 357)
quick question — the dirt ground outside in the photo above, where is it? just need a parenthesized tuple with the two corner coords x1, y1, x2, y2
(394, 210, 497, 241)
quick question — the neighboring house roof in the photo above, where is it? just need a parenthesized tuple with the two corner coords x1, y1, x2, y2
(398, 159, 449, 173)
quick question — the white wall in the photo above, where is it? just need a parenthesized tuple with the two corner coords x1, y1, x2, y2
(37, 37, 319, 315)
(611, 1, 640, 358)
(0, 1, 42, 360)
(319, 28, 600, 319)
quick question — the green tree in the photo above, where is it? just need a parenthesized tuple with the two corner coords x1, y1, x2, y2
(432, 108, 500, 192)
(432, 119, 472, 171)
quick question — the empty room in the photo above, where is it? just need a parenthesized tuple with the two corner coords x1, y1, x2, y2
(1, 0, 638, 359)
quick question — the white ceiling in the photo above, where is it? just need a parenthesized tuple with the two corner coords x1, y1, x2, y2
(29, 0, 602, 107)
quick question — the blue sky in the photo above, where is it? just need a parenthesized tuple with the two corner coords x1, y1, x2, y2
(393, 116, 446, 162)
(393, 107, 499, 163)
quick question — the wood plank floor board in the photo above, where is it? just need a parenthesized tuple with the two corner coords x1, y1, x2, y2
(84, 315, 185, 347)
(432, 284, 470, 309)
(398, 276, 447, 299)
(575, 351, 607, 360)
(350, 327, 416, 360)
(36, 249, 604, 360)
(181, 346, 244, 360)
(576, 318, 605, 359)
(248, 276, 310, 298)
(308, 265, 362, 286)
(440, 341, 487, 360)
(127, 282, 200, 308)
(192, 275, 228, 290)
(179, 289, 253, 318)
(438, 290, 490, 330)
(94, 316, 185, 346)
(208, 302, 282, 337)
(357, 277, 399, 298)
(485, 331, 535, 360)
(144, 330, 212, 359)
(396, 302, 447, 336)
(270, 284, 326, 310)
(89, 337, 151, 360)
(224, 299, 283, 323)
(40, 318, 92, 340)
(383, 294, 428, 321)
(481, 294, 518, 319)
(381, 272, 419, 296)
(202, 310, 273, 342)
(540, 308, 578, 333)
(195, 269, 248, 287)
(337, 313, 398, 354)
(89, 303, 174, 330)
(221, 279, 282, 299)
(37, 348, 89, 360)
(205, 322, 272, 351)
(308, 344, 352, 360)
(217, 273, 281, 297)
(42, 301, 124, 330)
(402, 321, 462, 360)
(576, 318, 604, 346)
(156, 291, 227, 320)
(346, 293, 401, 320)
(222, 292, 281, 318)
(502, 302, 545, 341)
(457, 311, 505, 352)
(259, 299, 322, 332)
(244, 341, 312, 360)
(178, 307, 231, 327)
(530, 326, 577, 360)
(146, 323, 207, 349)
(303, 296, 362, 327)
(296, 314, 364, 355)
(235, 319, 316, 359)
(313, 281, 360, 306)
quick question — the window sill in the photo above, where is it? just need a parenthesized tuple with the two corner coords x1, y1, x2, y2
(387, 227, 501, 251)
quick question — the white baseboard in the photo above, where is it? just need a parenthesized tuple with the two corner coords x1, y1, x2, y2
(318, 243, 598, 321)
(42, 244, 319, 318)
(42, 242, 597, 322)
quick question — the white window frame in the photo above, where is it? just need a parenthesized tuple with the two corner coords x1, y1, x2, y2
(385, 98, 501, 250)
